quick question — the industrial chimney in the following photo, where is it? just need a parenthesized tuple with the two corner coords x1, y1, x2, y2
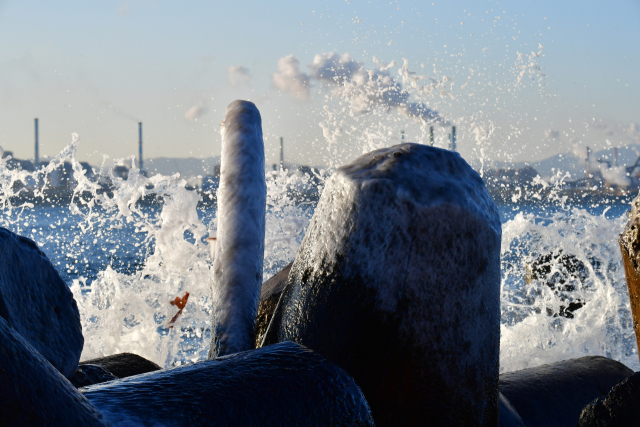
(34, 118, 39, 168)
(585, 146, 590, 188)
(138, 121, 143, 171)
(448, 126, 457, 151)
(280, 137, 284, 170)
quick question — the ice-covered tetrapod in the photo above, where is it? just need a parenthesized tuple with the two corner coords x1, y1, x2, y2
(263, 143, 501, 426)
(209, 100, 266, 358)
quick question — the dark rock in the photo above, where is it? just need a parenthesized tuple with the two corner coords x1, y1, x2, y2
(0, 316, 110, 426)
(527, 249, 589, 318)
(70, 364, 118, 388)
(255, 262, 293, 347)
(578, 371, 640, 427)
(80, 353, 161, 379)
(0, 227, 83, 378)
(263, 144, 502, 426)
(82, 341, 374, 427)
(499, 356, 633, 427)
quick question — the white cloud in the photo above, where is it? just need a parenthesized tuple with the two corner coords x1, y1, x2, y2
(227, 66, 251, 87)
(545, 130, 560, 139)
(118, 1, 130, 16)
(185, 104, 209, 122)
(272, 55, 310, 101)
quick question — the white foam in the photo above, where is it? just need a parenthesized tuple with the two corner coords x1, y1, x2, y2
(500, 209, 639, 372)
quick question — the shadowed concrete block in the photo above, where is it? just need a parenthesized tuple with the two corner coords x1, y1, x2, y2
(70, 364, 118, 388)
(0, 227, 83, 378)
(255, 262, 293, 348)
(578, 370, 640, 426)
(500, 356, 633, 427)
(264, 143, 502, 426)
(82, 341, 374, 427)
(0, 316, 110, 426)
(80, 353, 161, 379)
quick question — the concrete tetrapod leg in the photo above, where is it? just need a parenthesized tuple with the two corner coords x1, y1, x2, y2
(263, 143, 502, 426)
(209, 100, 267, 358)
(0, 227, 83, 378)
(81, 341, 374, 427)
(499, 356, 633, 427)
(0, 316, 110, 427)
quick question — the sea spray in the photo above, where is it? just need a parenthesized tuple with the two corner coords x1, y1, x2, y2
(0, 125, 637, 372)
(0, 134, 308, 367)
(500, 208, 638, 372)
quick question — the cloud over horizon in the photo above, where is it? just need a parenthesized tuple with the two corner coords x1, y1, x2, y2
(228, 66, 251, 87)
(272, 55, 310, 101)
(185, 104, 209, 122)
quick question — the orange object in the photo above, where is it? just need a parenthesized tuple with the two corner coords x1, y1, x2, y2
(170, 292, 190, 310)
(168, 292, 190, 329)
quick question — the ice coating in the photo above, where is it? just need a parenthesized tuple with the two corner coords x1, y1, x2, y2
(264, 143, 501, 424)
(337, 143, 500, 232)
(328, 143, 501, 316)
(209, 100, 267, 357)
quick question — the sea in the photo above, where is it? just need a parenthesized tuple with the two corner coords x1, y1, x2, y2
(0, 141, 638, 374)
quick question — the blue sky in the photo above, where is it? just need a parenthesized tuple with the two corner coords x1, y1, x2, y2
(1, 0, 638, 168)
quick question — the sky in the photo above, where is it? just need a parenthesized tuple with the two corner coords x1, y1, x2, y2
(0, 0, 639, 170)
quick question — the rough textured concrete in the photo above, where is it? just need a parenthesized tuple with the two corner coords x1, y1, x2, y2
(263, 143, 502, 426)
(619, 194, 640, 367)
(500, 356, 633, 427)
(82, 341, 374, 427)
(70, 364, 118, 388)
(0, 227, 83, 378)
(0, 316, 110, 427)
(579, 371, 640, 427)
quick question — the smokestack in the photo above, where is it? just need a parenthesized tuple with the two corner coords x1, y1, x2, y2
(138, 121, 143, 171)
(585, 146, 590, 188)
(34, 118, 39, 168)
(429, 126, 434, 146)
(614, 148, 618, 167)
(449, 126, 457, 151)
(280, 137, 284, 169)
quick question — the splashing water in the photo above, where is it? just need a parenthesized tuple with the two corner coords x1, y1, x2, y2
(0, 133, 637, 372)
(307, 49, 638, 373)
(0, 136, 311, 367)
(500, 208, 638, 372)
